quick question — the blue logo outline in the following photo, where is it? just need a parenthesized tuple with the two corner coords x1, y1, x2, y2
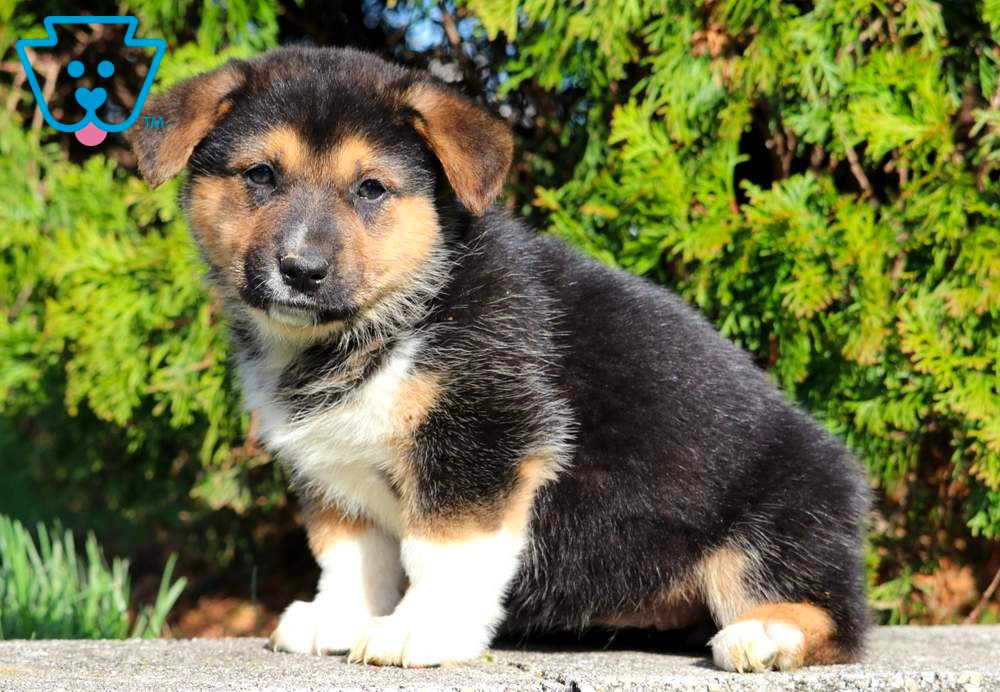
(16, 15, 166, 134)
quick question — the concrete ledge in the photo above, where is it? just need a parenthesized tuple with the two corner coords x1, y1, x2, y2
(1, 626, 998, 690)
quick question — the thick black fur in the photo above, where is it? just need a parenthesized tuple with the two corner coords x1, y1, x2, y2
(164, 47, 871, 659)
(415, 214, 871, 655)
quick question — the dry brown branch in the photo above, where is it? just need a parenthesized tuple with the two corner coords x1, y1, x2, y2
(243, 410, 261, 454)
(6, 281, 35, 319)
(843, 142, 874, 198)
(5, 68, 25, 113)
(963, 565, 1000, 625)
(439, 3, 462, 51)
(30, 52, 59, 133)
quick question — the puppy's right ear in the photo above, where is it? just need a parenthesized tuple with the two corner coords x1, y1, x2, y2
(129, 62, 248, 188)
(404, 82, 513, 216)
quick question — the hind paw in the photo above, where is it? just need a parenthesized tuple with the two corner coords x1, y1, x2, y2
(710, 619, 805, 672)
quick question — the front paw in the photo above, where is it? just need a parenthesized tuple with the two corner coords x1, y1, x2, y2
(270, 599, 371, 655)
(347, 612, 489, 668)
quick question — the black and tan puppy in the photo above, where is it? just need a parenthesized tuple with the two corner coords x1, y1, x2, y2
(130, 46, 869, 672)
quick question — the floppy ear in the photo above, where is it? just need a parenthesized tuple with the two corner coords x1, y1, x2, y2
(129, 62, 247, 188)
(405, 82, 514, 215)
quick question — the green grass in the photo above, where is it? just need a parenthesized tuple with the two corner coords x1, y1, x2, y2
(0, 516, 186, 639)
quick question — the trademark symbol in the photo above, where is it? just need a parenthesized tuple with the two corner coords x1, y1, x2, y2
(144, 115, 164, 129)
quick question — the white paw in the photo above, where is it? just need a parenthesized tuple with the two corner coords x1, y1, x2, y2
(347, 612, 489, 668)
(270, 599, 372, 655)
(710, 619, 805, 672)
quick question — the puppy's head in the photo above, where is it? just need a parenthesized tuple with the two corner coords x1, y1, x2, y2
(130, 47, 512, 333)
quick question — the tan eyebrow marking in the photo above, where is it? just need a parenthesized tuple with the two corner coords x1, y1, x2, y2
(326, 135, 376, 184)
(259, 126, 309, 175)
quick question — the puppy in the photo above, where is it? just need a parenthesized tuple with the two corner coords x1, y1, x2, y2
(130, 46, 870, 672)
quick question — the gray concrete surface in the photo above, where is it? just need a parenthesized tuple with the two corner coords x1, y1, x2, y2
(0, 626, 997, 691)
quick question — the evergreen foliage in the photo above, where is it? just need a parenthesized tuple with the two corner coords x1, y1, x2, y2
(1, 1, 284, 570)
(1, 0, 997, 623)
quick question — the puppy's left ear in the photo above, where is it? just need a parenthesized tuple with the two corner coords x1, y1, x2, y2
(128, 61, 248, 188)
(405, 82, 514, 215)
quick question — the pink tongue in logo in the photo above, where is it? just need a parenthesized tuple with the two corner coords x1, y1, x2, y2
(75, 122, 107, 146)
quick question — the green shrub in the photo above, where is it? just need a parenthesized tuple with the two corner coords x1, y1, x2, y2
(466, 0, 1000, 509)
(0, 1, 286, 570)
(0, 516, 185, 639)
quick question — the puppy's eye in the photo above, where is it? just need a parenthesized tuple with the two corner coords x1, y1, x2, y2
(357, 179, 386, 200)
(244, 164, 275, 187)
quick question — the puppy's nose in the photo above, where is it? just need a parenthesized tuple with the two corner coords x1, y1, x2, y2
(278, 251, 329, 294)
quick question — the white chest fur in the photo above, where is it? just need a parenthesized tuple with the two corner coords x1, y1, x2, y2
(240, 337, 422, 536)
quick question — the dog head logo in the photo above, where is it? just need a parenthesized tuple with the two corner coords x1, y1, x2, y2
(16, 16, 165, 146)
